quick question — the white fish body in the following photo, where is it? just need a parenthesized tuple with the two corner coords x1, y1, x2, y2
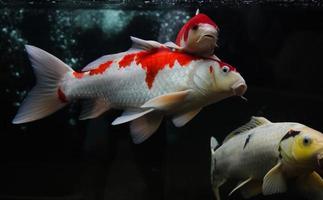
(12, 37, 247, 144)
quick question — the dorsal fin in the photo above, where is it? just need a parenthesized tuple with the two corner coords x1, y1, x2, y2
(130, 36, 166, 51)
(223, 116, 271, 142)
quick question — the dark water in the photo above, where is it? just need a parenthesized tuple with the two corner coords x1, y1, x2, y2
(1, 1, 323, 200)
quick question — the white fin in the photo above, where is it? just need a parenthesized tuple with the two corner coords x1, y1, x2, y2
(164, 41, 183, 51)
(12, 45, 71, 124)
(229, 177, 253, 196)
(130, 113, 163, 144)
(111, 109, 154, 125)
(172, 107, 202, 127)
(141, 90, 191, 111)
(240, 180, 262, 199)
(195, 9, 200, 15)
(130, 36, 165, 51)
(262, 162, 287, 195)
(223, 116, 271, 142)
(210, 137, 219, 154)
(79, 98, 111, 120)
(297, 171, 323, 200)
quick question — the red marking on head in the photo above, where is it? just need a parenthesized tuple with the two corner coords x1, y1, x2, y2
(118, 48, 199, 89)
(57, 87, 67, 103)
(209, 66, 213, 74)
(73, 71, 84, 79)
(219, 61, 236, 72)
(176, 13, 218, 46)
(89, 61, 113, 75)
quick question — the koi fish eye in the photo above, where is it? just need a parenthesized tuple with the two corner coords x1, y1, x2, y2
(302, 136, 312, 146)
(221, 66, 230, 73)
(192, 25, 199, 30)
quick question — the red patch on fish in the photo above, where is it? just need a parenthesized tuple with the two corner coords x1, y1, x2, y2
(89, 60, 113, 75)
(176, 14, 218, 45)
(73, 71, 84, 79)
(57, 87, 67, 103)
(119, 48, 199, 88)
(119, 53, 136, 67)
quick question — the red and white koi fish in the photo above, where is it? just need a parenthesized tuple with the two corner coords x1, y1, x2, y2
(12, 37, 247, 144)
(166, 10, 219, 58)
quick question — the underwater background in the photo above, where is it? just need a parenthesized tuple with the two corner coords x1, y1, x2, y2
(1, 0, 323, 200)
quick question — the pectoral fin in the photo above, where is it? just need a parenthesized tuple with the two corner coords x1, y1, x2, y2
(262, 162, 287, 195)
(141, 90, 191, 110)
(130, 112, 163, 144)
(172, 107, 202, 127)
(111, 109, 154, 125)
(229, 177, 253, 196)
(297, 171, 323, 200)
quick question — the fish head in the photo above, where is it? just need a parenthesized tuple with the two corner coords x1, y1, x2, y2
(281, 127, 323, 170)
(292, 127, 323, 169)
(211, 61, 247, 98)
(192, 60, 247, 101)
(176, 13, 218, 57)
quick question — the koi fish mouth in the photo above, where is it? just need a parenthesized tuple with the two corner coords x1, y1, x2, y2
(197, 33, 218, 43)
(317, 154, 323, 169)
(204, 34, 215, 39)
(231, 81, 247, 97)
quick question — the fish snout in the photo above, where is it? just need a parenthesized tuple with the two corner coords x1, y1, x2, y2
(231, 81, 247, 96)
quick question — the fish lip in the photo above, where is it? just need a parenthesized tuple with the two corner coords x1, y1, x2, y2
(317, 154, 323, 169)
(231, 81, 247, 96)
(204, 34, 216, 39)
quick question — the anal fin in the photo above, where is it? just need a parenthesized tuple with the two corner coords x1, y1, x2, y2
(79, 98, 110, 120)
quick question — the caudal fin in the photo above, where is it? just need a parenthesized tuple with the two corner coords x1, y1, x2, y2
(12, 45, 72, 124)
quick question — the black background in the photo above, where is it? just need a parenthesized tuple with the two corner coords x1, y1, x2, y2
(1, 1, 323, 200)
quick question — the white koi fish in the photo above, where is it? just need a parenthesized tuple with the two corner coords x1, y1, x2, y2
(166, 9, 219, 58)
(211, 117, 323, 200)
(12, 37, 247, 144)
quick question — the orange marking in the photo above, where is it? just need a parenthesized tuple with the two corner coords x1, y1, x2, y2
(89, 61, 113, 75)
(73, 71, 84, 79)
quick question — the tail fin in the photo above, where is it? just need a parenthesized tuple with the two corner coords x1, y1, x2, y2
(12, 45, 72, 124)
